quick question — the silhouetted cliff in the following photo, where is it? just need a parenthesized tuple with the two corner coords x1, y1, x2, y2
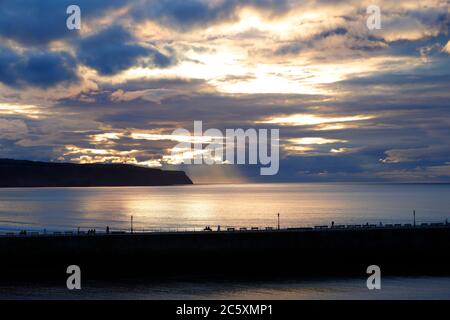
(0, 159, 193, 187)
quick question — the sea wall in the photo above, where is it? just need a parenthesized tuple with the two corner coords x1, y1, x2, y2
(1, 227, 449, 279)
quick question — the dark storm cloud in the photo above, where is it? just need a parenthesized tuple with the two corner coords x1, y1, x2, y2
(77, 26, 148, 76)
(0, 0, 127, 45)
(315, 27, 348, 39)
(274, 27, 384, 57)
(0, 47, 18, 86)
(0, 139, 55, 162)
(77, 26, 176, 75)
(130, 0, 291, 29)
(0, 46, 78, 88)
(0, 0, 293, 47)
(387, 34, 450, 57)
(0, 0, 294, 47)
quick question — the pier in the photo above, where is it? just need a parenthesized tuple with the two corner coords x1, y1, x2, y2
(1, 222, 450, 280)
(0, 218, 450, 238)
(1, 220, 448, 237)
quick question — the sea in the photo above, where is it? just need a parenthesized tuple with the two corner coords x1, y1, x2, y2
(0, 183, 449, 299)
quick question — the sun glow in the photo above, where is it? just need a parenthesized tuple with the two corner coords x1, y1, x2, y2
(289, 137, 347, 145)
(63, 145, 163, 168)
(0, 103, 43, 119)
(260, 114, 374, 126)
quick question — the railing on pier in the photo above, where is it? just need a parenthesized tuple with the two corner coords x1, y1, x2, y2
(0, 221, 449, 238)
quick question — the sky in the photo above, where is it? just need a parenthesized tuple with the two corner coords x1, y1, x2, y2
(0, 0, 449, 183)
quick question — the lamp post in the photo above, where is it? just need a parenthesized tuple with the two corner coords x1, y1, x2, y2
(277, 213, 280, 230)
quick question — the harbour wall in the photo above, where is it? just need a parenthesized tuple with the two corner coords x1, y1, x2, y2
(1, 227, 449, 279)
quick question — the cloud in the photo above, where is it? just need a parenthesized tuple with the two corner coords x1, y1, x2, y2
(381, 146, 450, 165)
(0, 0, 293, 47)
(130, 0, 291, 29)
(443, 41, 450, 54)
(275, 43, 303, 56)
(316, 27, 348, 39)
(77, 26, 176, 75)
(0, 0, 449, 182)
(260, 114, 374, 126)
(0, 0, 127, 45)
(0, 46, 78, 88)
(0, 119, 28, 140)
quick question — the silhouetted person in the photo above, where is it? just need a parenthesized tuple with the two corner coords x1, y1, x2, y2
(217, 225, 221, 232)
(106, 226, 110, 234)
(331, 221, 335, 228)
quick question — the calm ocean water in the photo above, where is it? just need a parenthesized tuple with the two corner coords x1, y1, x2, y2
(0, 183, 449, 233)
(1, 183, 449, 299)
(1, 276, 450, 299)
